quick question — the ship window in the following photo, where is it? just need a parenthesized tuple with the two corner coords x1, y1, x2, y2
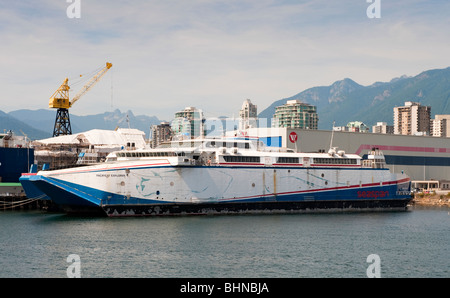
(277, 157, 299, 163)
(223, 156, 260, 163)
(313, 158, 357, 165)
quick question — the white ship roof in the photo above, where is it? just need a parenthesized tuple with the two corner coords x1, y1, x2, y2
(35, 128, 146, 148)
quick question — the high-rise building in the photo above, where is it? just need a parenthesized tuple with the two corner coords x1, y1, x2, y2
(239, 99, 258, 131)
(171, 107, 206, 139)
(393, 101, 431, 135)
(272, 100, 318, 129)
(431, 115, 450, 137)
(150, 122, 172, 148)
(372, 122, 394, 134)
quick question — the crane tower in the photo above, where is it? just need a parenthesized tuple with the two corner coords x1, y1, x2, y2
(49, 62, 112, 137)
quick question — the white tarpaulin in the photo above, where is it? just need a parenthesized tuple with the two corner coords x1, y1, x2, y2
(36, 128, 146, 148)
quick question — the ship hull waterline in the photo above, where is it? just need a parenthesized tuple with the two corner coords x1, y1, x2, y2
(20, 169, 412, 217)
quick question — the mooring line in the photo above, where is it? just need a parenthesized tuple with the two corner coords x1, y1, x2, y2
(0, 198, 39, 209)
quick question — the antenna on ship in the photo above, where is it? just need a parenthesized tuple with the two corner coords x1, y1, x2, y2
(328, 121, 337, 156)
(329, 121, 335, 149)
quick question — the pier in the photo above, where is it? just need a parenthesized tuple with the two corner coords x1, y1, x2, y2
(0, 182, 54, 211)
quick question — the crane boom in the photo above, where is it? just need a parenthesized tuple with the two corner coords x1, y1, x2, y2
(70, 62, 112, 107)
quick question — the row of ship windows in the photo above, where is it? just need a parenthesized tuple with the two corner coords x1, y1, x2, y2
(222, 156, 356, 164)
(223, 156, 301, 163)
(207, 141, 251, 149)
(117, 152, 357, 165)
(313, 158, 358, 165)
(223, 156, 261, 163)
(117, 152, 178, 158)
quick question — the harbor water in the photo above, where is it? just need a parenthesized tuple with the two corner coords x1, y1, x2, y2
(0, 206, 448, 278)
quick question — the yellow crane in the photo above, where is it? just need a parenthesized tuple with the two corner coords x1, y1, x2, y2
(49, 62, 112, 137)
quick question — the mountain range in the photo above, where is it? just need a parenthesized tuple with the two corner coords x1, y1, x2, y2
(1, 109, 162, 140)
(259, 66, 450, 129)
(2, 66, 450, 140)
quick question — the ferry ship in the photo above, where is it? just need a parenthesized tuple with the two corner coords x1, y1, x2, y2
(0, 130, 34, 183)
(20, 138, 412, 217)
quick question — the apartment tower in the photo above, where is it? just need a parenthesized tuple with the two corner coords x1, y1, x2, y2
(239, 99, 258, 131)
(272, 100, 318, 129)
(393, 101, 431, 135)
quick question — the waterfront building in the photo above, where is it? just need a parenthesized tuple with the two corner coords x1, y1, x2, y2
(372, 122, 394, 134)
(239, 99, 258, 131)
(431, 115, 450, 137)
(393, 101, 431, 136)
(346, 121, 370, 133)
(272, 100, 318, 129)
(332, 126, 349, 132)
(332, 121, 369, 133)
(171, 107, 206, 139)
(150, 122, 172, 148)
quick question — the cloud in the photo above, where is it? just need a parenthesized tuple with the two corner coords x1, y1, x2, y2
(1, 0, 450, 122)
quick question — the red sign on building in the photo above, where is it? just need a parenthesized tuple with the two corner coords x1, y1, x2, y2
(289, 132, 298, 143)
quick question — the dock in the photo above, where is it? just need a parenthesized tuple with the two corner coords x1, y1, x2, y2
(0, 182, 55, 211)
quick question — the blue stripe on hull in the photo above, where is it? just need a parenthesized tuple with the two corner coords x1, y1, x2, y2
(23, 175, 102, 208)
(19, 175, 50, 200)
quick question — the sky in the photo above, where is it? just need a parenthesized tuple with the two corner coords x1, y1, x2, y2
(1, 0, 450, 122)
